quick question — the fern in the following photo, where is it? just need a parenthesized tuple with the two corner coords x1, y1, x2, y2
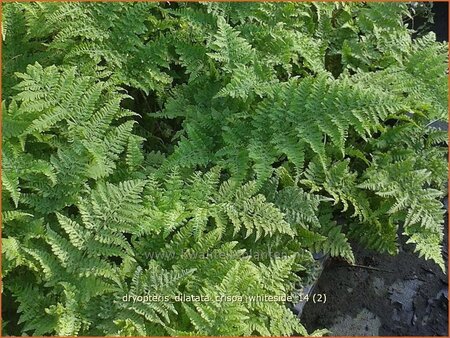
(3, 2, 448, 336)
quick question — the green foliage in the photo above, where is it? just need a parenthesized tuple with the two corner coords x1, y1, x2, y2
(3, 2, 448, 336)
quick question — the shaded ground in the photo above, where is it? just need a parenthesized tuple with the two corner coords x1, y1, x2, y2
(431, 2, 448, 42)
(301, 215, 448, 336)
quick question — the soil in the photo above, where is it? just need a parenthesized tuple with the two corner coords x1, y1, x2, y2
(301, 212, 448, 336)
(430, 2, 448, 42)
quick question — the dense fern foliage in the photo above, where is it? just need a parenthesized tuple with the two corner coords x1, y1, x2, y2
(2, 2, 448, 336)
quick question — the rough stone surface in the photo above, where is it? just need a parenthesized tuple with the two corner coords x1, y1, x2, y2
(329, 308, 381, 336)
